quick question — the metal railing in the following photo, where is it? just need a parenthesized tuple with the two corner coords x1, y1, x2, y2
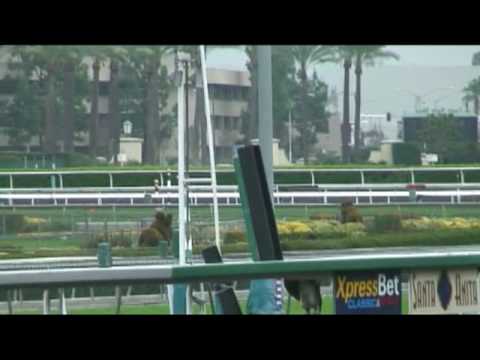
(0, 166, 479, 191)
(0, 188, 479, 207)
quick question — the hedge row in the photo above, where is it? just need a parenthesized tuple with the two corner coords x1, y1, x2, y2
(1, 169, 480, 189)
(2, 227, 480, 261)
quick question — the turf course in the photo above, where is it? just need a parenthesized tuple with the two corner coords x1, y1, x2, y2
(8, 294, 412, 315)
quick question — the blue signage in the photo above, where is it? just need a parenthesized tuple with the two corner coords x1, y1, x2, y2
(334, 270, 402, 314)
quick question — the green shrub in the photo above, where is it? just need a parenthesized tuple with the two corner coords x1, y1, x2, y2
(223, 230, 246, 244)
(392, 143, 421, 165)
(373, 215, 402, 233)
(45, 220, 72, 232)
(3, 215, 26, 234)
(340, 202, 363, 223)
(309, 213, 335, 221)
(110, 233, 133, 248)
(138, 228, 161, 247)
(80, 236, 101, 249)
(351, 148, 372, 163)
(63, 153, 101, 167)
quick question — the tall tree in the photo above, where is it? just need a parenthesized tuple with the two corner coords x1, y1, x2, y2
(291, 71, 330, 163)
(179, 45, 242, 164)
(82, 45, 111, 158)
(334, 46, 355, 163)
(126, 46, 172, 164)
(290, 46, 336, 164)
(463, 77, 480, 115)
(9, 46, 69, 153)
(351, 46, 399, 155)
(0, 76, 43, 150)
(177, 46, 216, 165)
(242, 46, 258, 145)
(103, 47, 128, 163)
(472, 51, 480, 66)
(415, 113, 470, 163)
(60, 46, 85, 154)
(271, 46, 296, 150)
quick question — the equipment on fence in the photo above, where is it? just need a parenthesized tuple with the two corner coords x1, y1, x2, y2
(168, 46, 220, 314)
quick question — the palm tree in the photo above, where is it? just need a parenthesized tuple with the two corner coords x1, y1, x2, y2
(103, 47, 128, 163)
(473, 51, 480, 66)
(127, 46, 172, 164)
(334, 46, 356, 163)
(82, 46, 110, 158)
(463, 78, 480, 115)
(177, 45, 215, 165)
(244, 46, 258, 146)
(351, 46, 399, 154)
(60, 46, 85, 154)
(290, 46, 336, 164)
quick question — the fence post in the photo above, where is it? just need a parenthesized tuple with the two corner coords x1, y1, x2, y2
(6, 290, 13, 315)
(58, 288, 67, 315)
(42, 289, 50, 315)
(115, 286, 122, 315)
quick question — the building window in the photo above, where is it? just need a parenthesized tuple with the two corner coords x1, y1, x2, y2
(241, 87, 249, 101)
(234, 117, 242, 130)
(215, 116, 224, 130)
(224, 117, 232, 131)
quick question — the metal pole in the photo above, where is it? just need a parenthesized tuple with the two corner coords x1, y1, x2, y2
(289, 110, 292, 163)
(184, 60, 193, 260)
(177, 53, 192, 315)
(177, 56, 187, 266)
(115, 286, 122, 314)
(257, 45, 274, 195)
(199, 45, 221, 251)
(6, 290, 13, 315)
(42, 289, 49, 315)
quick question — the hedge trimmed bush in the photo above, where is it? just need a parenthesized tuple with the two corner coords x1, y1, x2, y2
(392, 143, 421, 165)
(373, 215, 402, 233)
(3, 215, 26, 234)
(223, 230, 246, 244)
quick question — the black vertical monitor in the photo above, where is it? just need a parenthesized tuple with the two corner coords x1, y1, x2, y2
(237, 145, 283, 261)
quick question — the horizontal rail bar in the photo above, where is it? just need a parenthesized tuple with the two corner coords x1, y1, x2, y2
(0, 166, 479, 176)
(1, 247, 480, 289)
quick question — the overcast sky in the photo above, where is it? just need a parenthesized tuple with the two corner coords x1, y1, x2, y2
(207, 46, 480, 70)
(207, 45, 480, 140)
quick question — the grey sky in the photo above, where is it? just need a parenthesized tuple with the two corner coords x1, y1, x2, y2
(207, 46, 480, 141)
(207, 46, 480, 70)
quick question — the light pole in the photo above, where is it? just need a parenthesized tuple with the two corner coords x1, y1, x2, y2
(257, 45, 274, 195)
(396, 87, 456, 113)
(287, 100, 294, 163)
(289, 110, 292, 163)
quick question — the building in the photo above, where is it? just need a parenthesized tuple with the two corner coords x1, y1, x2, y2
(0, 48, 349, 165)
(0, 52, 252, 165)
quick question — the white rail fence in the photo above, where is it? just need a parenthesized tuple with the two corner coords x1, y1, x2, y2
(0, 188, 478, 206)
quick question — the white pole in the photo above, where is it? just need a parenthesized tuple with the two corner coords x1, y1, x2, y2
(177, 58, 187, 266)
(199, 45, 221, 252)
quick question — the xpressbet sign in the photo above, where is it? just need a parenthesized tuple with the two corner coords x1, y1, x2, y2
(334, 270, 402, 314)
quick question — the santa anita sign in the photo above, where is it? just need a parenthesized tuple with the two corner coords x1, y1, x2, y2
(408, 268, 480, 314)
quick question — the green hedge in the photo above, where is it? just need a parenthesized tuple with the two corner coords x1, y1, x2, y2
(392, 143, 421, 165)
(373, 215, 402, 232)
(0, 167, 479, 189)
(2, 228, 480, 260)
